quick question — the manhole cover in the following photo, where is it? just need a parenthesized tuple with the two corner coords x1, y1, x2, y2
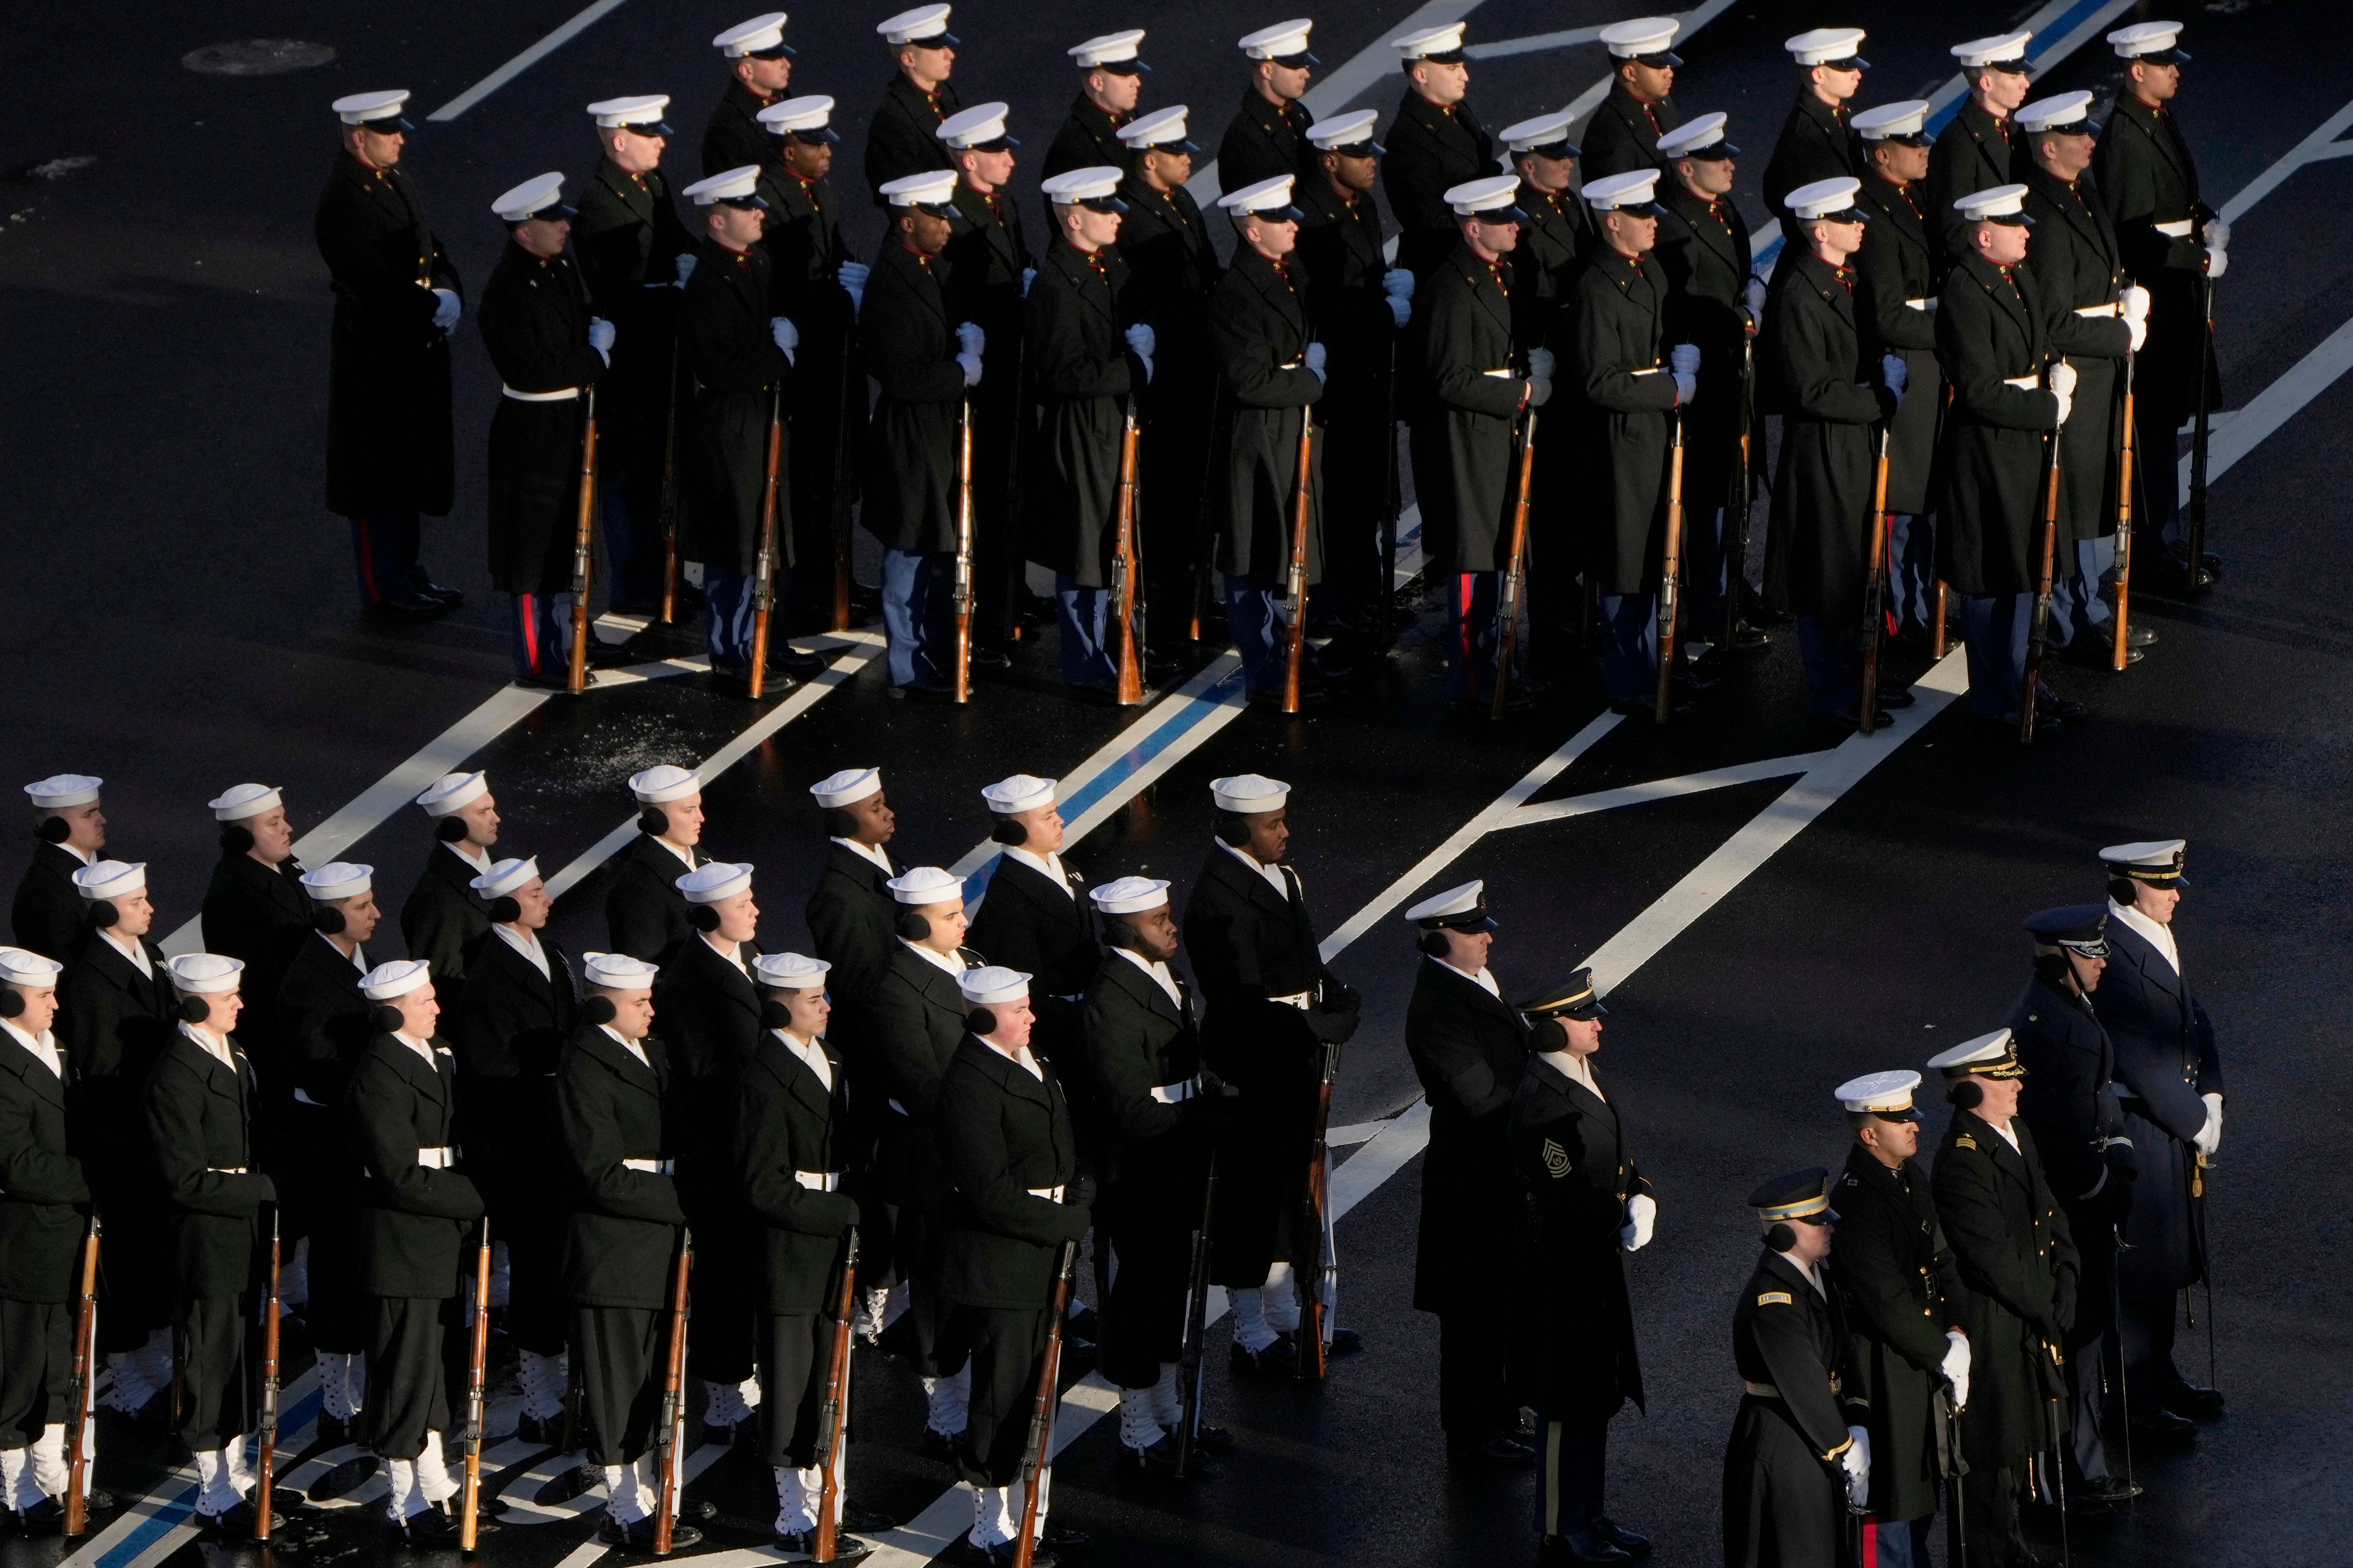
(183, 40, 339, 76)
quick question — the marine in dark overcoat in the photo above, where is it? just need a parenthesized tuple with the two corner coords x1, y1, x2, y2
(1579, 82, 1680, 183)
(1381, 90, 1493, 281)
(678, 235, 795, 578)
(860, 240, 966, 554)
(1024, 241, 1146, 588)
(1761, 88, 1861, 224)
(865, 74, 962, 204)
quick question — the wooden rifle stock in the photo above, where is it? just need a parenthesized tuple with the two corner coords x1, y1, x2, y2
(2186, 265, 2215, 592)
(657, 334, 682, 623)
(1281, 411, 1314, 713)
(1654, 411, 1687, 725)
(953, 398, 976, 703)
(1858, 426, 1894, 732)
(1723, 336, 1755, 650)
(1189, 381, 1224, 646)
(1173, 1156, 1219, 1478)
(1933, 384, 1955, 658)
(812, 1227, 860, 1561)
(1296, 1038, 1341, 1380)
(831, 312, 858, 632)
(652, 1229, 694, 1555)
(747, 388, 784, 700)
(1491, 405, 1538, 719)
(63, 1214, 99, 1536)
(460, 1220, 493, 1550)
(254, 1209, 280, 1540)
(2020, 384, 2066, 744)
(2112, 352, 2138, 671)
(1013, 1241, 1079, 1568)
(567, 386, 601, 694)
(1111, 403, 1144, 705)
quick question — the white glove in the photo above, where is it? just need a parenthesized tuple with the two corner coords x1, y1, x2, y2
(1527, 376, 1554, 408)
(2047, 361, 2079, 399)
(1670, 342, 1701, 377)
(1388, 295, 1412, 329)
(2205, 218, 2231, 249)
(588, 316, 616, 367)
(1124, 323, 1157, 360)
(1744, 276, 1769, 327)
(431, 288, 461, 332)
(1135, 353, 1154, 385)
(1619, 1192, 1656, 1252)
(2050, 390, 2074, 427)
(840, 261, 870, 314)
(1840, 1427, 1870, 1507)
(1527, 347, 1556, 382)
(1304, 341, 1327, 384)
(2126, 317, 2147, 353)
(675, 252, 698, 287)
(2122, 284, 2151, 326)
(1381, 267, 1415, 302)
(1672, 371, 1697, 405)
(1021, 266, 1036, 299)
(2205, 246, 2228, 279)
(1881, 353, 1908, 397)
(956, 320, 986, 358)
(770, 316, 800, 364)
(2197, 1092, 2225, 1156)
(1941, 1330, 1972, 1411)
(958, 351, 984, 387)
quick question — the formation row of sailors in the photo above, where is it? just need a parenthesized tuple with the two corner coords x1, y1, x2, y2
(1396, 840, 2224, 1566)
(311, 11, 2225, 728)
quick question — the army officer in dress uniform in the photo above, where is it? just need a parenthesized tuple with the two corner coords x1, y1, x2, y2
(605, 766, 709, 969)
(400, 770, 499, 991)
(966, 777, 1093, 1074)
(1398, 882, 1531, 1468)
(1828, 1071, 1968, 1568)
(14, 775, 107, 965)
(1510, 968, 1654, 1563)
(1723, 1170, 1867, 1568)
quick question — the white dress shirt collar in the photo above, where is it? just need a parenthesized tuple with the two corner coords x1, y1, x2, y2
(393, 1029, 439, 1066)
(2108, 897, 2181, 976)
(654, 834, 699, 872)
(773, 1027, 834, 1092)
(702, 932, 749, 976)
(1001, 844, 1073, 894)
(1219, 839, 1290, 899)
(981, 1036, 1046, 1081)
(1114, 945, 1186, 1008)
(0, 1017, 63, 1079)
(446, 839, 492, 876)
(600, 1022, 652, 1068)
(903, 938, 966, 979)
(318, 930, 367, 971)
(833, 837, 895, 876)
(101, 924, 153, 977)
(493, 923, 552, 979)
(1540, 1047, 1603, 1099)
(177, 1018, 236, 1071)
(1435, 957, 1500, 998)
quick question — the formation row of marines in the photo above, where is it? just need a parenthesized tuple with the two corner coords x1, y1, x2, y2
(4, 761, 2227, 1566)
(314, 9, 2230, 728)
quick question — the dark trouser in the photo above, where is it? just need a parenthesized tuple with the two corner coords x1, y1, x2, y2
(364, 1295, 455, 1460)
(1599, 592, 1685, 703)
(706, 565, 784, 672)
(2133, 394, 2188, 549)
(2057, 535, 2116, 647)
(1446, 571, 1506, 702)
(572, 1305, 664, 1466)
(759, 1312, 828, 1470)
(686, 1221, 759, 1387)
(880, 548, 952, 689)
(1052, 577, 1119, 689)
(308, 1220, 367, 1357)
(507, 592, 578, 681)
(1681, 505, 1730, 639)
(506, 1214, 568, 1358)
(1889, 514, 1938, 634)
(944, 1305, 1048, 1489)
(600, 457, 672, 610)
(1877, 1514, 1935, 1568)
(347, 512, 425, 607)
(177, 1293, 254, 1453)
(1101, 1215, 1186, 1391)
(0, 1298, 68, 1447)
(1960, 592, 2034, 719)
(1534, 1411, 1609, 1541)
(1797, 614, 1860, 715)
(1437, 1312, 1514, 1438)
(1224, 575, 1286, 698)
(892, 1205, 960, 1381)
(2118, 1293, 2194, 1403)
(1958, 1462, 2023, 1568)
(2064, 1335, 2116, 1486)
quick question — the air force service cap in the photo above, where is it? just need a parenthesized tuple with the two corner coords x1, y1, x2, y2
(938, 102, 1017, 151)
(588, 95, 675, 134)
(2100, 838, 2188, 886)
(1041, 167, 1128, 212)
(879, 170, 961, 215)
(877, 5, 955, 47)
(1834, 1070, 1921, 1120)
(1306, 111, 1382, 157)
(333, 90, 412, 130)
(1927, 1028, 2026, 1079)
(2109, 21, 2189, 64)
(2016, 91, 2095, 136)
(1952, 31, 2032, 71)
(1599, 18, 1681, 66)
(1403, 880, 1495, 934)
(1852, 100, 1932, 145)
(1785, 27, 1867, 70)
(1786, 176, 1868, 224)
(1119, 106, 1198, 153)
(1239, 21, 1316, 67)
(714, 13, 794, 59)
(1953, 183, 2033, 226)
(2025, 904, 2109, 957)
(1069, 30, 1148, 74)
(759, 96, 839, 143)
(1657, 112, 1736, 161)
(1500, 110, 1581, 159)
(684, 166, 768, 209)
(1393, 23, 1468, 64)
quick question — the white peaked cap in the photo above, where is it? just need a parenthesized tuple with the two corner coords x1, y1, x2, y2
(24, 775, 101, 810)
(1927, 1028, 2016, 1072)
(2109, 21, 2187, 59)
(1583, 169, 1662, 210)
(1657, 112, 1731, 158)
(588, 95, 672, 128)
(959, 965, 1031, 1006)
(753, 952, 831, 988)
(72, 861, 146, 901)
(1599, 18, 1679, 58)
(1953, 182, 2030, 220)
(1952, 31, 2032, 69)
(1069, 30, 1147, 68)
(1306, 110, 1379, 150)
(416, 770, 489, 816)
(810, 767, 881, 809)
(1786, 176, 1866, 221)
(888, 866, 963, 905)
(209, 783, 282, 821)
(301, 862, 373, 901)
(677, 862, 755, 903)
(1445, 174, 1524, 214)
(1402, 879, 1482, 923)
(938, 102, 1015, 148)
(880, 170, 961, 208)
(1119, 106, 1195, 149)
(333, 90, 410, 125)
(1393, 22, 1467, 60)
(361, 958, 432, 1002)
(713, 13, 790, 57)
(1210, 774, 1290, 813)
(630, 765, 703, 804)
(877, 5, 954, 46)
(2100, 838, 2186, 867)
(165, 952, 242, 994)
(1239, 21, 1314, 61)
(982, 775, 1057, 815)
(470, 857, 540, 898)
(684, 166, 764, 205)
(1852, 100, 1931, 141)
(0, 948, 66, 987)
(1785, 27, 1866, 66)
(584, 951, 660, 988)
(1834, 1069, 1921, 1113)
(1091, 876, 1170, 915)
(1500, 109, 1579, 153)
(1041, 167, 1125, 204)
(758, 95, 836, 134)
(1219, 174, 1299, 214)
(2016, 91, 2094, 134)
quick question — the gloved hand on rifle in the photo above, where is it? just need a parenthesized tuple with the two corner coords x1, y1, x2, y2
(1330, 983, 1363, 1015)
(1941, 1330, 1971, 1410)
(2047, 360, 2078, 427)
(1840, 1426, 1871, 1507)
(1021, 266, 1036, 298)
(958, 351, 984, 387)
(588, 316, 616, 367)
(1383, 267, 1415, 328)
(1527, 346, 1556, 383)
(956, 320, 986, 359)
(1744, 275, 1768, 332)
(839, 260, 870, 313)
(1528, 376, 1554, 408)
(1619, 1192, 1656, 1252)
(1305, 340, 1328, 384)
(770, 315, 800, 365)
(1670, 342, 1701, 377)
(674, 252, 698, 287)
(2205, 217, 2231, 250)
(1876, 351, 1907, 419)
(2204, 245, 2228, 279)
(1305, 1004, 1360, 1045)
(431, 287, 462, 332)
(1124, 322, 1157, 360)
(2195, 1092, 2224, 1156)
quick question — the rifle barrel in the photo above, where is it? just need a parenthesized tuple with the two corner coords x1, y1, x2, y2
(568, 387, 601, 695)
(1653, 411, 1686, 725)
(1282, 412, 1314, 714)
(747, 388, 784, 700)
(1492, 405, 1538, 720)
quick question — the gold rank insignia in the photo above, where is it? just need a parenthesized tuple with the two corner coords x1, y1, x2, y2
(1542, 1138, 1571, 1177)
(1955, 1135, 1978, 1150)
(1757, 1291, 1793, 1306)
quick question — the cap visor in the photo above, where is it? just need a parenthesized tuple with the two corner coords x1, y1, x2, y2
(1634, 50, 1683, 68)
(797, 127, 841, 143)
(1274, 52, 1317, 69)
(361, 115, 413, 132)
(721, 194, 770, 211)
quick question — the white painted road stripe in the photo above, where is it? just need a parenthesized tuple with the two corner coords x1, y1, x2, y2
(428, 0, 633, 122)
(1497, 750, 1837, 830)
(2177, 311, 2353, 509)
(2222, 96, 2353, 221)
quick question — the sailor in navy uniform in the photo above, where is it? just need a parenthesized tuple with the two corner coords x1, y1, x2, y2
(400, 771, 499, 998)
(2086, 839, 2224, 1431)
(605, 766, 709, 968)
(14, 775, 108, 965)
(965, 777, 1094, 1074)
(199, 784, 310, 1078)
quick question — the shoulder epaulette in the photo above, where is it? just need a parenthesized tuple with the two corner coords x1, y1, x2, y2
(1955, 1135, 1978, 1151)
(1756, 1290, 1793, 1306)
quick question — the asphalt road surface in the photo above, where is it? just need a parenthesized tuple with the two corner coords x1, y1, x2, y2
(4, 2, 2350, 1567)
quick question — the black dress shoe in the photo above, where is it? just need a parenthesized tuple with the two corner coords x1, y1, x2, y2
(414, 580, 467, 607)
(898, 678, 956, 703)
(921, 1426, 960, 1461)
(2124, 621, 2157, 647)
(1609, 696, 1690, 719)
(710, 664, 794, 699)
(1591, 1516, 1651, 1557)
(1725, 621, 1772, 652)
(1552, 1528, 1633, 1563)
(2164, 1381, 2226, 1418)
(965, 1542, 1053, 1568)
(597, 1514, 703, 1550)
(2132, 1404, 2197, 1438)
(1230, 1337, 1298, 1377)
(1328, 1327, 1364, 1356)
(1191, 1425, 1236, 1452)
(1447, 1434, 1536, 1469)
(2080, 1474, 2143, 1504)
(397, 1502, 466, 1546)
(1253, 682, 1329, 710)
(768, 644, 828, 679)
(1041, 1522, 1088, 1547)
(843, 1504, 898, 1532)
(971, 646, 1014, 671)
(1876, 686, 1918, 708)
(309, 1453, 379, 1501)
(199, 1500, 284, 1538)
(775, 1530, 875, 1562)
(1998, 711, 2066, 740)
(1118, 1435, 1212, 1476)
(367, 595, 448, 621)
(514, 1412, 562, 1446)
